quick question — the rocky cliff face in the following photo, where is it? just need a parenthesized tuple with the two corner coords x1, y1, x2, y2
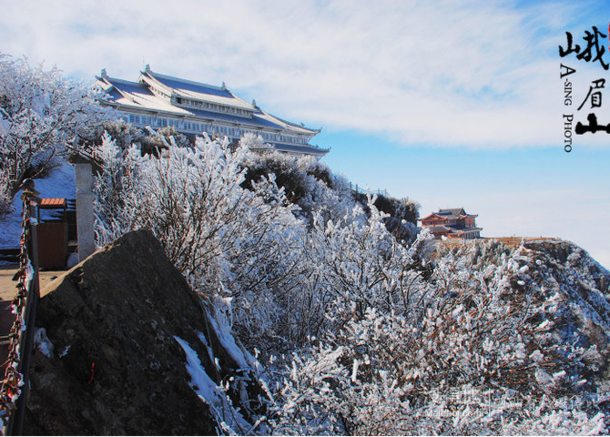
(518, 239, 610, 383)
(442, 237, 610, 388)
(25, 230, 261, 435)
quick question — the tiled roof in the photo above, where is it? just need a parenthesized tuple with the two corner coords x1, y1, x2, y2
(100, 76, 190, 115)
(437, 208, 464, 217)
(39, 198, 67, 208)
(96, 68, 327, 156)
(98, 73, 320, 135)
(147, 73, 232, 99)
(436, 208, 478, 218)
(419, 213, 445, 221)
(142, 71, 255, 111)
(186, 106, 280, 129)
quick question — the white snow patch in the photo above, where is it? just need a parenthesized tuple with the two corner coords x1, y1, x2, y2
(59, 345, 71, 358)
(529, 350, 544, 363)
(205, 306, 250, 370)
(34, 328, 54, 358)
(535, 369, 553, 386)
(174, 335, 251, 435)
(351, 358, 359, 383)
(66, 252, 79, 269)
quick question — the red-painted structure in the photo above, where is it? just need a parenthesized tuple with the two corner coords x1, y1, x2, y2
(419, 208, 482, 240)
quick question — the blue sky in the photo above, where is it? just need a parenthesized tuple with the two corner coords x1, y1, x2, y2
(1, 0, 609, 267)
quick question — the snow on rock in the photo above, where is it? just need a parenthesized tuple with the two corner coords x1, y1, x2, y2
(174, 335, 251, 435)
(34, 327, 54, 358)
(205, 295, 254, 371)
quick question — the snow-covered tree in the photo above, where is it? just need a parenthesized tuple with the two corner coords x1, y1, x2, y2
(94, 134, 313, 348)
(239, 132, 272, 152)
(0, 54, 111, 196)
(92, 129, 610, 435)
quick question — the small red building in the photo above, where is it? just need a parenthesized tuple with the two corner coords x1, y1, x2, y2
(419, 208, 482, 240)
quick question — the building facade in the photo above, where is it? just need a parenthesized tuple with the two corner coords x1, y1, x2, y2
(419, 208, 482, 240)
(95, 66, 329, 157)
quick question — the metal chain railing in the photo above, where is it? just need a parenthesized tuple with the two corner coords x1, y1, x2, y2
(0, 182, 40, 435)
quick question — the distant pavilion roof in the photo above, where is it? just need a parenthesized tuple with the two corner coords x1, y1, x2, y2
(435, 208, 478, 218)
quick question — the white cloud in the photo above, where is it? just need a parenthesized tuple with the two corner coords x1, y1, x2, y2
(0, 0, 607, 265)
(0, 0, 598, 148)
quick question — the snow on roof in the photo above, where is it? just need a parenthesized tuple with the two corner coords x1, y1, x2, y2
(99, 75, 201, 116)
(187, 106, 282, 129)
(97, 70, 321, 137)
(141, 71, 255, 111)
(256, 109, 321, 135)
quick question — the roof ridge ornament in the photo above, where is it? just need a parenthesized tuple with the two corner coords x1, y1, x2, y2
(101, 68, 108, 78)
(145, 64, 151, 73)
(221, 81, 227, 91)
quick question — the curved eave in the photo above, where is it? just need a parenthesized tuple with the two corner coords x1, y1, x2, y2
(103, 101, 321, 137)
(273, 143, 330, 156)
(256, 109, 321, 136)
(449, 227, 483, 234)
(419, 213, 445, 222)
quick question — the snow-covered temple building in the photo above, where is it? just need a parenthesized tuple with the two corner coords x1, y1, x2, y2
(94, 66, 328, 156)
(419, 208, 482, 240)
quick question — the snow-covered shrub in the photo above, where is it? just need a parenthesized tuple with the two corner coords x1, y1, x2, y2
(141, 126, 192, 153)
(303, 199, 430, 330)
(242, 151, 345, 222)
(239, 132, 272, 152)
(0, 53, 111, 196)
(88, 119, 146, 150)
(270, 241, 608, 435)
(94, 134, 315, 350)
(94, 132, 424, 354)
(93, 130, 610, 436)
